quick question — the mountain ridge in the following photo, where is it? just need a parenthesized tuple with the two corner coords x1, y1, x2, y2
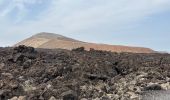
(15, 32, 155, 53)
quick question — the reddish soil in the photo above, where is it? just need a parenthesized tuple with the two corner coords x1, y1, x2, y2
(15, 32, 155, 53)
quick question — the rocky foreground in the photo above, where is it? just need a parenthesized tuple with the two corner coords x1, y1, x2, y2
(0, 46, 170, 100)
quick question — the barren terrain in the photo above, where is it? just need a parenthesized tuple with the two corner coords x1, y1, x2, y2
(0, 46, 170, 100)
(15, 32, 155, 53)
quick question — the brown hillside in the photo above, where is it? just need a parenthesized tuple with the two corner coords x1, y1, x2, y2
(15, 32, 155, 53)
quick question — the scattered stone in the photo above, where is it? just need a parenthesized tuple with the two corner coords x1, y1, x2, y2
(93, 98, 100, 100)
(9, 82, 19, 89)
(13, 53, 24, 62)
(161, 82, 170, 90)
(0, 63, 5, 69)
(9, 96, 18, 100)
(23, 59, 32, 69)
(47, 84, 52, 89)
(18, 76, 24, 80)
(49, 96, 56, 100)
(0, 90, 5, 95)
(144, 84, 162, 91)
(166, 77, 170, 82)
(22, 80, 36, 92)
(127, 92, 138, 99)
(62, 90, 78, 100)
(13, 45, 35, 54)
(18, 96, 27, 100)
(84, 73, 108, 81)
(0, 90, 10, 100)
(39, 96, 44, 100)
(101, 96, 111, 100)
(106, 94, 114, 98)
(72, 47, 85, 52)
(1, 73, 13, 79)
(80, 98, 88, 100)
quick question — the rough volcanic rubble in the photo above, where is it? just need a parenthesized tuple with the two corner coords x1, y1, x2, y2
(0, 46, 170, 100)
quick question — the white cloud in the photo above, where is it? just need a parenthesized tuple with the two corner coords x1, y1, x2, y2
(0, 0, 44, 20)
(9, 0, 170, 32)
(13, 0, 43, 4)
(12, 0, 43, 12)
(0, 0, 170, 46)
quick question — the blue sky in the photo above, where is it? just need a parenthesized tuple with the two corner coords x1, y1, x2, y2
(0, 0, 170, 52)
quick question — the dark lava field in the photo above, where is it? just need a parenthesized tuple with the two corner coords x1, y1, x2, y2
(0, 46, 170, 100)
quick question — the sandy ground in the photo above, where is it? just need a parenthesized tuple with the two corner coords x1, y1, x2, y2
(141, 90, 170, 100)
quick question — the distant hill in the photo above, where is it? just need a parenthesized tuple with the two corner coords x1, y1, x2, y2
(15, 32, 155, 53)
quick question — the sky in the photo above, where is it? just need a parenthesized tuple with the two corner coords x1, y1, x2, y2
(0, 0, 170, 52)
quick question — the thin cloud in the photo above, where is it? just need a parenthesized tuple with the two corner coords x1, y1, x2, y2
(6, 0, 170, 33)
(0, 0, 170, 48)
(0, 0, 45, 21)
